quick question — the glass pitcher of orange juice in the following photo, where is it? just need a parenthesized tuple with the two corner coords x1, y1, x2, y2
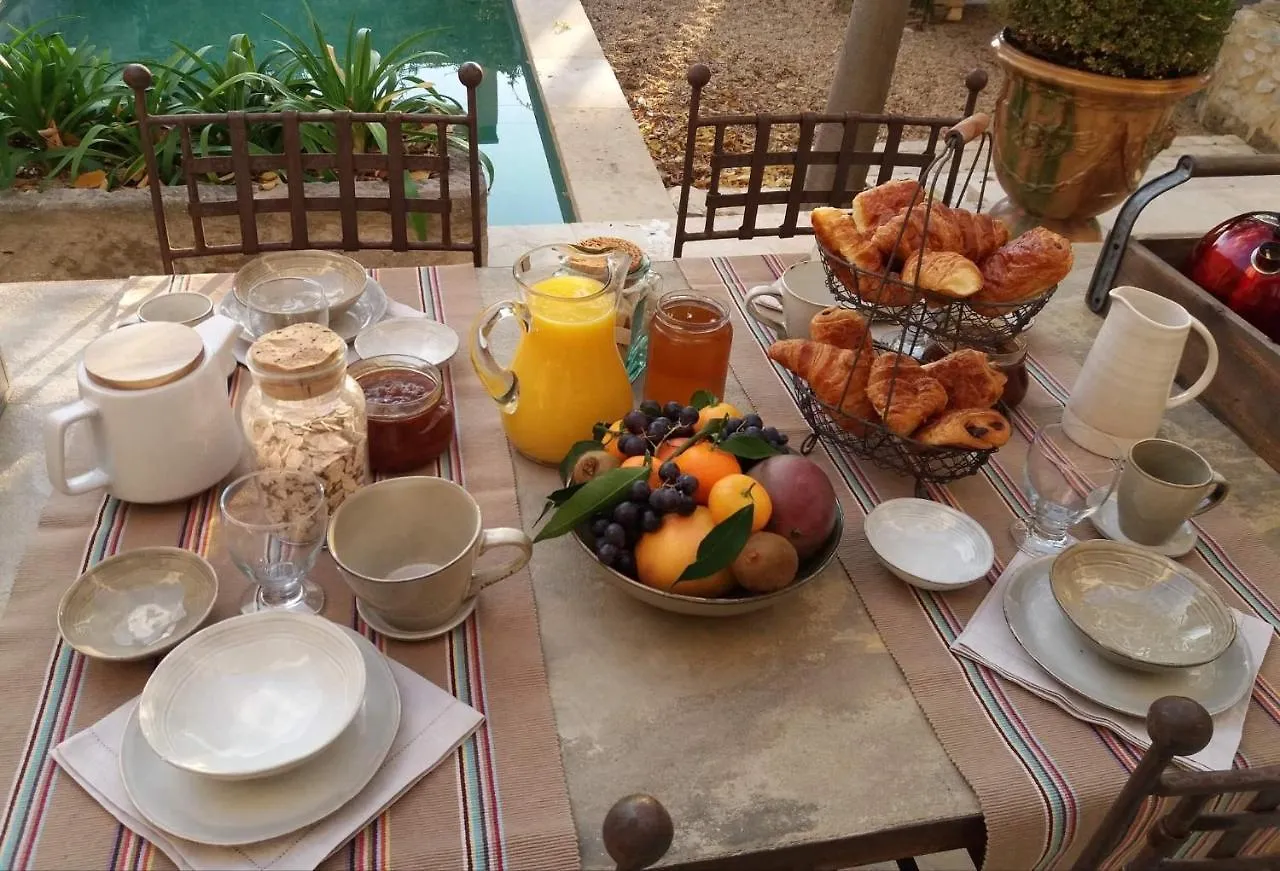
(470, 244, 635, 465)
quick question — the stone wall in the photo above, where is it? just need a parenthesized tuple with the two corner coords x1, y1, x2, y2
(1199, 0, 1280, 151)
(0, 163, 485, 282)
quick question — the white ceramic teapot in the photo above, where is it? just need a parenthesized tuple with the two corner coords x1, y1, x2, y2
(1063, 286, 1219, 458)
(45, 316, 244, 504)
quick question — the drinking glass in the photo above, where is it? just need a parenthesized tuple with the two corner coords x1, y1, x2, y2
(220, 470, 328, 614)
(245, 276, 329, 337)
(1011, 423, 1121, 555)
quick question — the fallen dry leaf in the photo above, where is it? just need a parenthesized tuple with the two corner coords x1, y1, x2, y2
(38, 120, 63, 150)
(260, 178, 279, 191)
(260, 171, 279, 183)
(73, 169, 108, 190)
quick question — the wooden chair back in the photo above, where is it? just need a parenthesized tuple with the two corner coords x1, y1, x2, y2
(1074, 696, 1280, 870)
(123, 62, 486, 272)
(672, 63, 988, 257)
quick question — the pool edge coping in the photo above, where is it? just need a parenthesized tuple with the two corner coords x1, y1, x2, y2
(507, 0, 676, 226)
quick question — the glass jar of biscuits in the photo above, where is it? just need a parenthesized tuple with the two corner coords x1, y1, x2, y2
(241, 323, 369, 510)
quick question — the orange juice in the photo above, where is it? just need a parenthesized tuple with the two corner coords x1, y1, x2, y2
(502, 275, 634, 464)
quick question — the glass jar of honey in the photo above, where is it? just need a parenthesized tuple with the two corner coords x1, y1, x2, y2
(349, 355, 455, 474)
(642, 292, 733, 406)
(921, 337, 1029, 409)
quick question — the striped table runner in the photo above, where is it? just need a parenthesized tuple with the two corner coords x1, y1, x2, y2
(681, 255, 1280, 869)
(0, 267, 578, 870)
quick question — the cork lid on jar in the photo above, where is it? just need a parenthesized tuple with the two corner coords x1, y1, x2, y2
(575, 236, 644, 273)
(84, 322, 205, 390)
(247, 323, 347, 400)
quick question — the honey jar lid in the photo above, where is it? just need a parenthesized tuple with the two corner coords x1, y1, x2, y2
(83, 322, 205, 390)
(248, 322, 347, 400)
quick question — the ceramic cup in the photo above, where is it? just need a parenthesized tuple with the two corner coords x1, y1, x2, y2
(327, 476, 532, 635)
(1116, 438, 1230, 545)
(743, 259, 835, 338)
(137, 292, 214, 326)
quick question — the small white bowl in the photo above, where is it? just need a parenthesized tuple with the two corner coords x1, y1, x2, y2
(865, 498, 994, 590)
(354, 317, 459, 366)
(138, 612, 366, 781)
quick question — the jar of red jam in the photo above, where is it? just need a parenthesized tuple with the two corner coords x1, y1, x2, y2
(349, 355, 454, 474)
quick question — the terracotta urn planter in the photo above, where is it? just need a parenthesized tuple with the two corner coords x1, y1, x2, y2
(989, 31, 1210, 240)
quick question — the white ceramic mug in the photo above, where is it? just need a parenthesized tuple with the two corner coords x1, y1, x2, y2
(743, 260, 835, 338)
(1117, 438, 1230, 545)
(327, 476, 532, 634)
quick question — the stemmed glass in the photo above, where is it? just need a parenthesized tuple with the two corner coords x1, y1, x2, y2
(220, 470, 328, 615)
(245, 276, 330, 338)
(1011, 423, 1122, 555)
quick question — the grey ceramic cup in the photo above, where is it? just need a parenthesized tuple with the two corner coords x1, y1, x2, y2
(1117, 438, 1230, 546)
(327, 477, 532, 635)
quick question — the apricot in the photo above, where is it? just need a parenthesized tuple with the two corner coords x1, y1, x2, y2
(635, 506, 734, 598)
(708, 473, 772, 531)
(695, 402, 741, 432)
(601, 419, 627, 461)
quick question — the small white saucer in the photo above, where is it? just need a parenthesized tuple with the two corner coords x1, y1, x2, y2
(865, 498, 994, 591)
(1087, 488, 1197, 558)
(354, 317, 459, 367)
(356, 596, 477, 641)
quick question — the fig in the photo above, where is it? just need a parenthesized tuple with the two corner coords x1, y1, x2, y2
(732, 531, 799, 593)
(747, 454, 838, 559)
(571, 450, 620, 484)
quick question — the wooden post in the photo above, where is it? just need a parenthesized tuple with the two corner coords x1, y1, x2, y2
(807, 0, 911, 196)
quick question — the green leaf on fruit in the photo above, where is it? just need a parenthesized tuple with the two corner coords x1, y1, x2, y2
(534, 482, 584, 526)
(690, 390, 718, 410)
(558, 440, 605, 483)
(675, 504, 753, 583)
(718, 433, 782, 460)
(535, 465, 649, 543)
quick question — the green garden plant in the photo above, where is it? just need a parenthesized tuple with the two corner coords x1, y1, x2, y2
(997, 0, 1235, 80)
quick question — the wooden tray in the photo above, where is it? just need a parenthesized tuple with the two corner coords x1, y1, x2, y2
(1111, 236, 1280, 472)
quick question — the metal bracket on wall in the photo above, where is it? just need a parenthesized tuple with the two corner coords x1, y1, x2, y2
(1086, 153, 1280, 314)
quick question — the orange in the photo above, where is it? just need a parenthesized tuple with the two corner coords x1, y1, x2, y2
(634, 506, 734, 598)
(621, 455, 661, 489)
(669, 441, 741, 504)
(695, 402, 741, 432)
(655, 437, 687, 461)
(601, 418, 627, 461)
(708, 473, 772, 532)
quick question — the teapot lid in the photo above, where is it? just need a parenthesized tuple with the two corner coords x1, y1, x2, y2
(84, 322, 204, 390)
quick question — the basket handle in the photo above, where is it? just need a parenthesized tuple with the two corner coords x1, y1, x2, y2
(1183, 154, 1280, 179)
(945, 113, 990, 146)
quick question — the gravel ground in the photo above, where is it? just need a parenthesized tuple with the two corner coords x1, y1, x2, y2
(581, 1, 1207, 187)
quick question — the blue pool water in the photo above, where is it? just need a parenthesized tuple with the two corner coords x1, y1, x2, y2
(0, 0, 573, 224)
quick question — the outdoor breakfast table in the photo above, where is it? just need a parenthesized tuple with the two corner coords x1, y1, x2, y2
(1, 245, 1279, 871)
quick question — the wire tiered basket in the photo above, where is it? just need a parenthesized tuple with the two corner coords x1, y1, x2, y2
(796, 114, 1051, 486)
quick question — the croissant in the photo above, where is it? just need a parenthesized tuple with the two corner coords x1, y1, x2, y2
(923, 349, 1007, 409)
(901, 251, 983, 299)
(871, 203, 965, 261)
(914, 408, 1012, 449)
(851, 179, 923, 233)
(971, 227, 1074, 315)
(810, 207, 891, 302)
(950, 209, 1010, 263)
(866, 353, 947, 436)
(809, 307, 873, 356)
(767, 338, 875, 427)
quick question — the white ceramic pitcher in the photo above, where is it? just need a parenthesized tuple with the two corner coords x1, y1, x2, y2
(45, 316, 244, 504)
(1063, 286, 1219, 458)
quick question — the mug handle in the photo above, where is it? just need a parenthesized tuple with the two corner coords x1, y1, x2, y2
(743, 284, 786, 331)
(1191, 473, 1230, 516)
(466, 527, 533, 595)
(1167, 317, 1219, 409)
(44, 399, 111, 495)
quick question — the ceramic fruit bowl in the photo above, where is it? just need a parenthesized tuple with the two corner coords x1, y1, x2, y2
(1049, 540, 1236, 673)
(137, 612, 367, 781)
(233, 250, 368, 317)
(864, 498, 994, 591)
(57, 547, 218, 661)
(573, 501, 842, 617)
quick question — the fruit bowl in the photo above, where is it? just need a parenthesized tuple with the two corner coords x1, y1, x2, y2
(572, 501, 843, 617)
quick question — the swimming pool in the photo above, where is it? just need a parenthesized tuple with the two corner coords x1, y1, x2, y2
(0, 0, 573, 225)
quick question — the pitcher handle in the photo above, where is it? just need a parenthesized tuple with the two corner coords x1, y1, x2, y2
(469, 300, 530, 414)
(466, 527, 533, 595)
(1167, 317, 1219, 409)
(44, 399, 111, 495)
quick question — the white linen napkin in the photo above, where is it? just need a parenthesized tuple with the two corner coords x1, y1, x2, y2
(952, 550, 1272, 771)
(52, 657, 483, 871)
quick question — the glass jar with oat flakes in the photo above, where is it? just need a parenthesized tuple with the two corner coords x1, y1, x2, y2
(241, 322, 369, 510)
